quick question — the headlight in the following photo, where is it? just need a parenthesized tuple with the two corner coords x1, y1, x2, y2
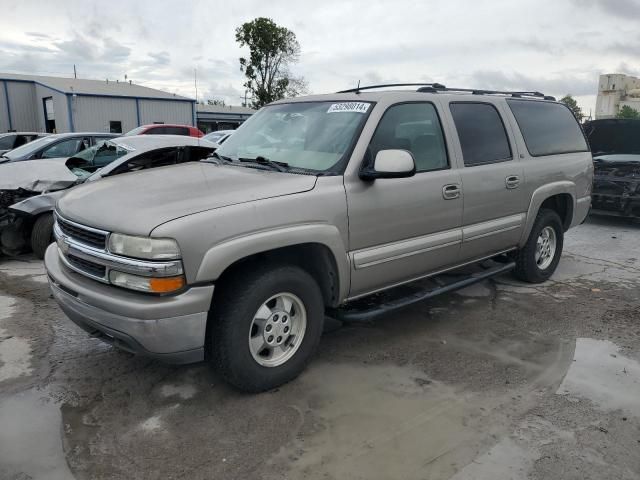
(108, 233, 181, 260)
(109, 271, 186, 294)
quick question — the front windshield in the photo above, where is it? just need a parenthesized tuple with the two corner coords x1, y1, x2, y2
(67, 140, 131, 177)
(0, 135, 15, 149)
(215, 101, 372, 173)
(3, 135, 57, 160)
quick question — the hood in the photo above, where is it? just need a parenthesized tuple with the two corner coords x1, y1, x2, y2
(593, 154, 640, 176)
(584, 119, 640, 156)
(58, 162, 318, 235)
(0, 159, 78, 192)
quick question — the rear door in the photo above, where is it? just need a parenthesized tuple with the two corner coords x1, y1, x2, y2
(445, 100, 527, 262)
(345, 101, 463, 297)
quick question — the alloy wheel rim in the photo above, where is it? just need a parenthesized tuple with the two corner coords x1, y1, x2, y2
(248, 292, 307, 367)
(535, 226, 557, 270)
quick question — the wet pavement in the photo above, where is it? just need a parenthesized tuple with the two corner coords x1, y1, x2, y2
(0, 215, 639, 480)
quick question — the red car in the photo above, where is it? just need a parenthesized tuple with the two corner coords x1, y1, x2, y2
(125, 124, 204, 137)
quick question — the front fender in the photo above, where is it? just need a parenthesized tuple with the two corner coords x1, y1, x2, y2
(10, 191, 63, 217)
(519, 181, 576, 246)
(195, 223, 350, 301)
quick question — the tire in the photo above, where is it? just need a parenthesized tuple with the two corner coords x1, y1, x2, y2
(210, 264, 325, 393)
(30, 213, 55, 259)
(514, 208, 564, 283)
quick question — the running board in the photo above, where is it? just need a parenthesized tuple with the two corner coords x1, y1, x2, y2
(329, 261, 516, 322)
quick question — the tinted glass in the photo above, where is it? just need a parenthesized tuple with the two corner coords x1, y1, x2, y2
(369, 103, 448, 172)
(450, 103, 512, 166)
(507, 100, 589, 156)
(162, 127, 189, 135)
(41, 138, 83, 158)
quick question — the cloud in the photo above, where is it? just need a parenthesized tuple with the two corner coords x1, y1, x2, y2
(148, 51, 170, 65)
(54, 33, 98, 60)
(469, 70, 599, 98)
(572, 0, 640, 19)
(102, 37, 131, 62)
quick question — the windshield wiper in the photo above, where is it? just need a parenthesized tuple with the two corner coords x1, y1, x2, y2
(203, 151, 233, 164)
(238, 156, 289, 172)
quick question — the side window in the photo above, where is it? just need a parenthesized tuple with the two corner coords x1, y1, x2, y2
(186, 146, 215, 162)
(450, 103, 512, 166)
(507, 99, 589, 157)
(147, 127, 166, 135)
(369, 103, 448, 172)
(41, 138, 83, 158)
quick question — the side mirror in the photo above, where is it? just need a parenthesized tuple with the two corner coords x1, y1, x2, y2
(360, 149, 416, 180)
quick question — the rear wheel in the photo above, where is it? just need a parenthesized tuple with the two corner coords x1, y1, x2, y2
(30, 213, 54, 259)
(514, 209, 564, 283)
(210, 264, 324, 392)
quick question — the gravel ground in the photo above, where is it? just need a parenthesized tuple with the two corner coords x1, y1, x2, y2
(0, 215, 639, 480)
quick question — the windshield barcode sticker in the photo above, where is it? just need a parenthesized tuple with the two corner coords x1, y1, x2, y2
(327, 102, 370, 114)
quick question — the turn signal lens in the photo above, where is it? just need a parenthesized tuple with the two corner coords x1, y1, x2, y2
(149, 276, 186, 293)
(109, 271, 185, 294)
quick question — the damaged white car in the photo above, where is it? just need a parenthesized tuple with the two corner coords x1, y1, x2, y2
(1, 135, 216, 258)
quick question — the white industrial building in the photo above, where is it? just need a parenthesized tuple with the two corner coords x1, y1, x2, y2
(0, 73, 196, 134)
(595, 73, 640, 119)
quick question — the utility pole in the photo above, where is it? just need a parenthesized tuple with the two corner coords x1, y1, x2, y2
(194, 68, 199, 104)
(73, 65, 77, 79)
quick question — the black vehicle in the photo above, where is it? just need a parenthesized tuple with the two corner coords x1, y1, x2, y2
(0, 132, 49, 156)
(583, 119, 640, 219)
(0, 132, 118, 163)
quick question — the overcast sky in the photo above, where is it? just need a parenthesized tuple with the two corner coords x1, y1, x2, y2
(3, 0, 640, 114)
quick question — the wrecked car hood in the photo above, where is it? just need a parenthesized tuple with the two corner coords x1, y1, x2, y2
(0, 159, 78, 192)
(593, 154, 640, 176)
(58, 162, 318, 235)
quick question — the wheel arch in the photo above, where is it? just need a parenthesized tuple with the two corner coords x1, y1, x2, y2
(519, 182, 576, 247)
(196, 224, 350, 306)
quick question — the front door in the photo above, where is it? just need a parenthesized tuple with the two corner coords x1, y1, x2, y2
(345, 102, 463, 298)
(445, 101, 527, 262)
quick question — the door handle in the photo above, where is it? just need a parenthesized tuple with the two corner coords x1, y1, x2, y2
(505, 175, 520, 189)
(442, 183, 461, 200)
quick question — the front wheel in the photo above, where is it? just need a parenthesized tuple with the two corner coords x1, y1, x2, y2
(210, 264, 325, 392)
(514, 209, 564, 283)
(30, 213, 55, 259)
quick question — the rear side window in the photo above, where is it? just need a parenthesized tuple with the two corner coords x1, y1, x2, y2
(507, 100, 589, 157)
(165, 127, 189, 135)
(450, 102, 512, 166)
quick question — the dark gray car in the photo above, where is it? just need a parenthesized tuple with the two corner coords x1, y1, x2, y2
(0, 132, 117, 163)
(0, 132, 48, 156)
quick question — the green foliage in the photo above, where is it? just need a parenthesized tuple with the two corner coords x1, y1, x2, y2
(236, 17, 305, 108)
(559, 95, 584, 122)
(207, 99, 226, 107)
(617, 105, 640, 119)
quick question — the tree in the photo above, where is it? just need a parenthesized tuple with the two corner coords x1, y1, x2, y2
(559, 95, 584, 122)
(207, 99, 226, 107)
(236, 17, 306, 108)
(617, 105, 640, 119)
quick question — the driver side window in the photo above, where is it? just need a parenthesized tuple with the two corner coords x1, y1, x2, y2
(369, 103, 449, 172)
(41, 138, 86, 158)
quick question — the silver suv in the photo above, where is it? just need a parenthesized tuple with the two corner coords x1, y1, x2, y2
(45, 85, 593, 392)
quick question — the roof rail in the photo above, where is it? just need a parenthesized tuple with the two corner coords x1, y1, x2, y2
(337, 83, 446, 93)
(337, 83, 555, 101)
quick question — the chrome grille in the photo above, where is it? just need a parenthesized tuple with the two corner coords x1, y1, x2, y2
(56, 216, 107, 250)
(67, 254, 107, 278)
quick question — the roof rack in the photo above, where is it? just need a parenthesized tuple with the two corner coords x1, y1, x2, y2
(337, 83, 446, 93)
(337, 83, 555, 101)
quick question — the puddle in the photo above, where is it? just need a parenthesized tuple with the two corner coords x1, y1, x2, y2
(556, 338, 640, 416)
(0, 389, 74, 480)
(0, 293, 33, 381)
(273, 363, 495, 480)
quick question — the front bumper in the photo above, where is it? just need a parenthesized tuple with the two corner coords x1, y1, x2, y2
(592, 175, 640, 218)
(45, 244, 215, 364)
